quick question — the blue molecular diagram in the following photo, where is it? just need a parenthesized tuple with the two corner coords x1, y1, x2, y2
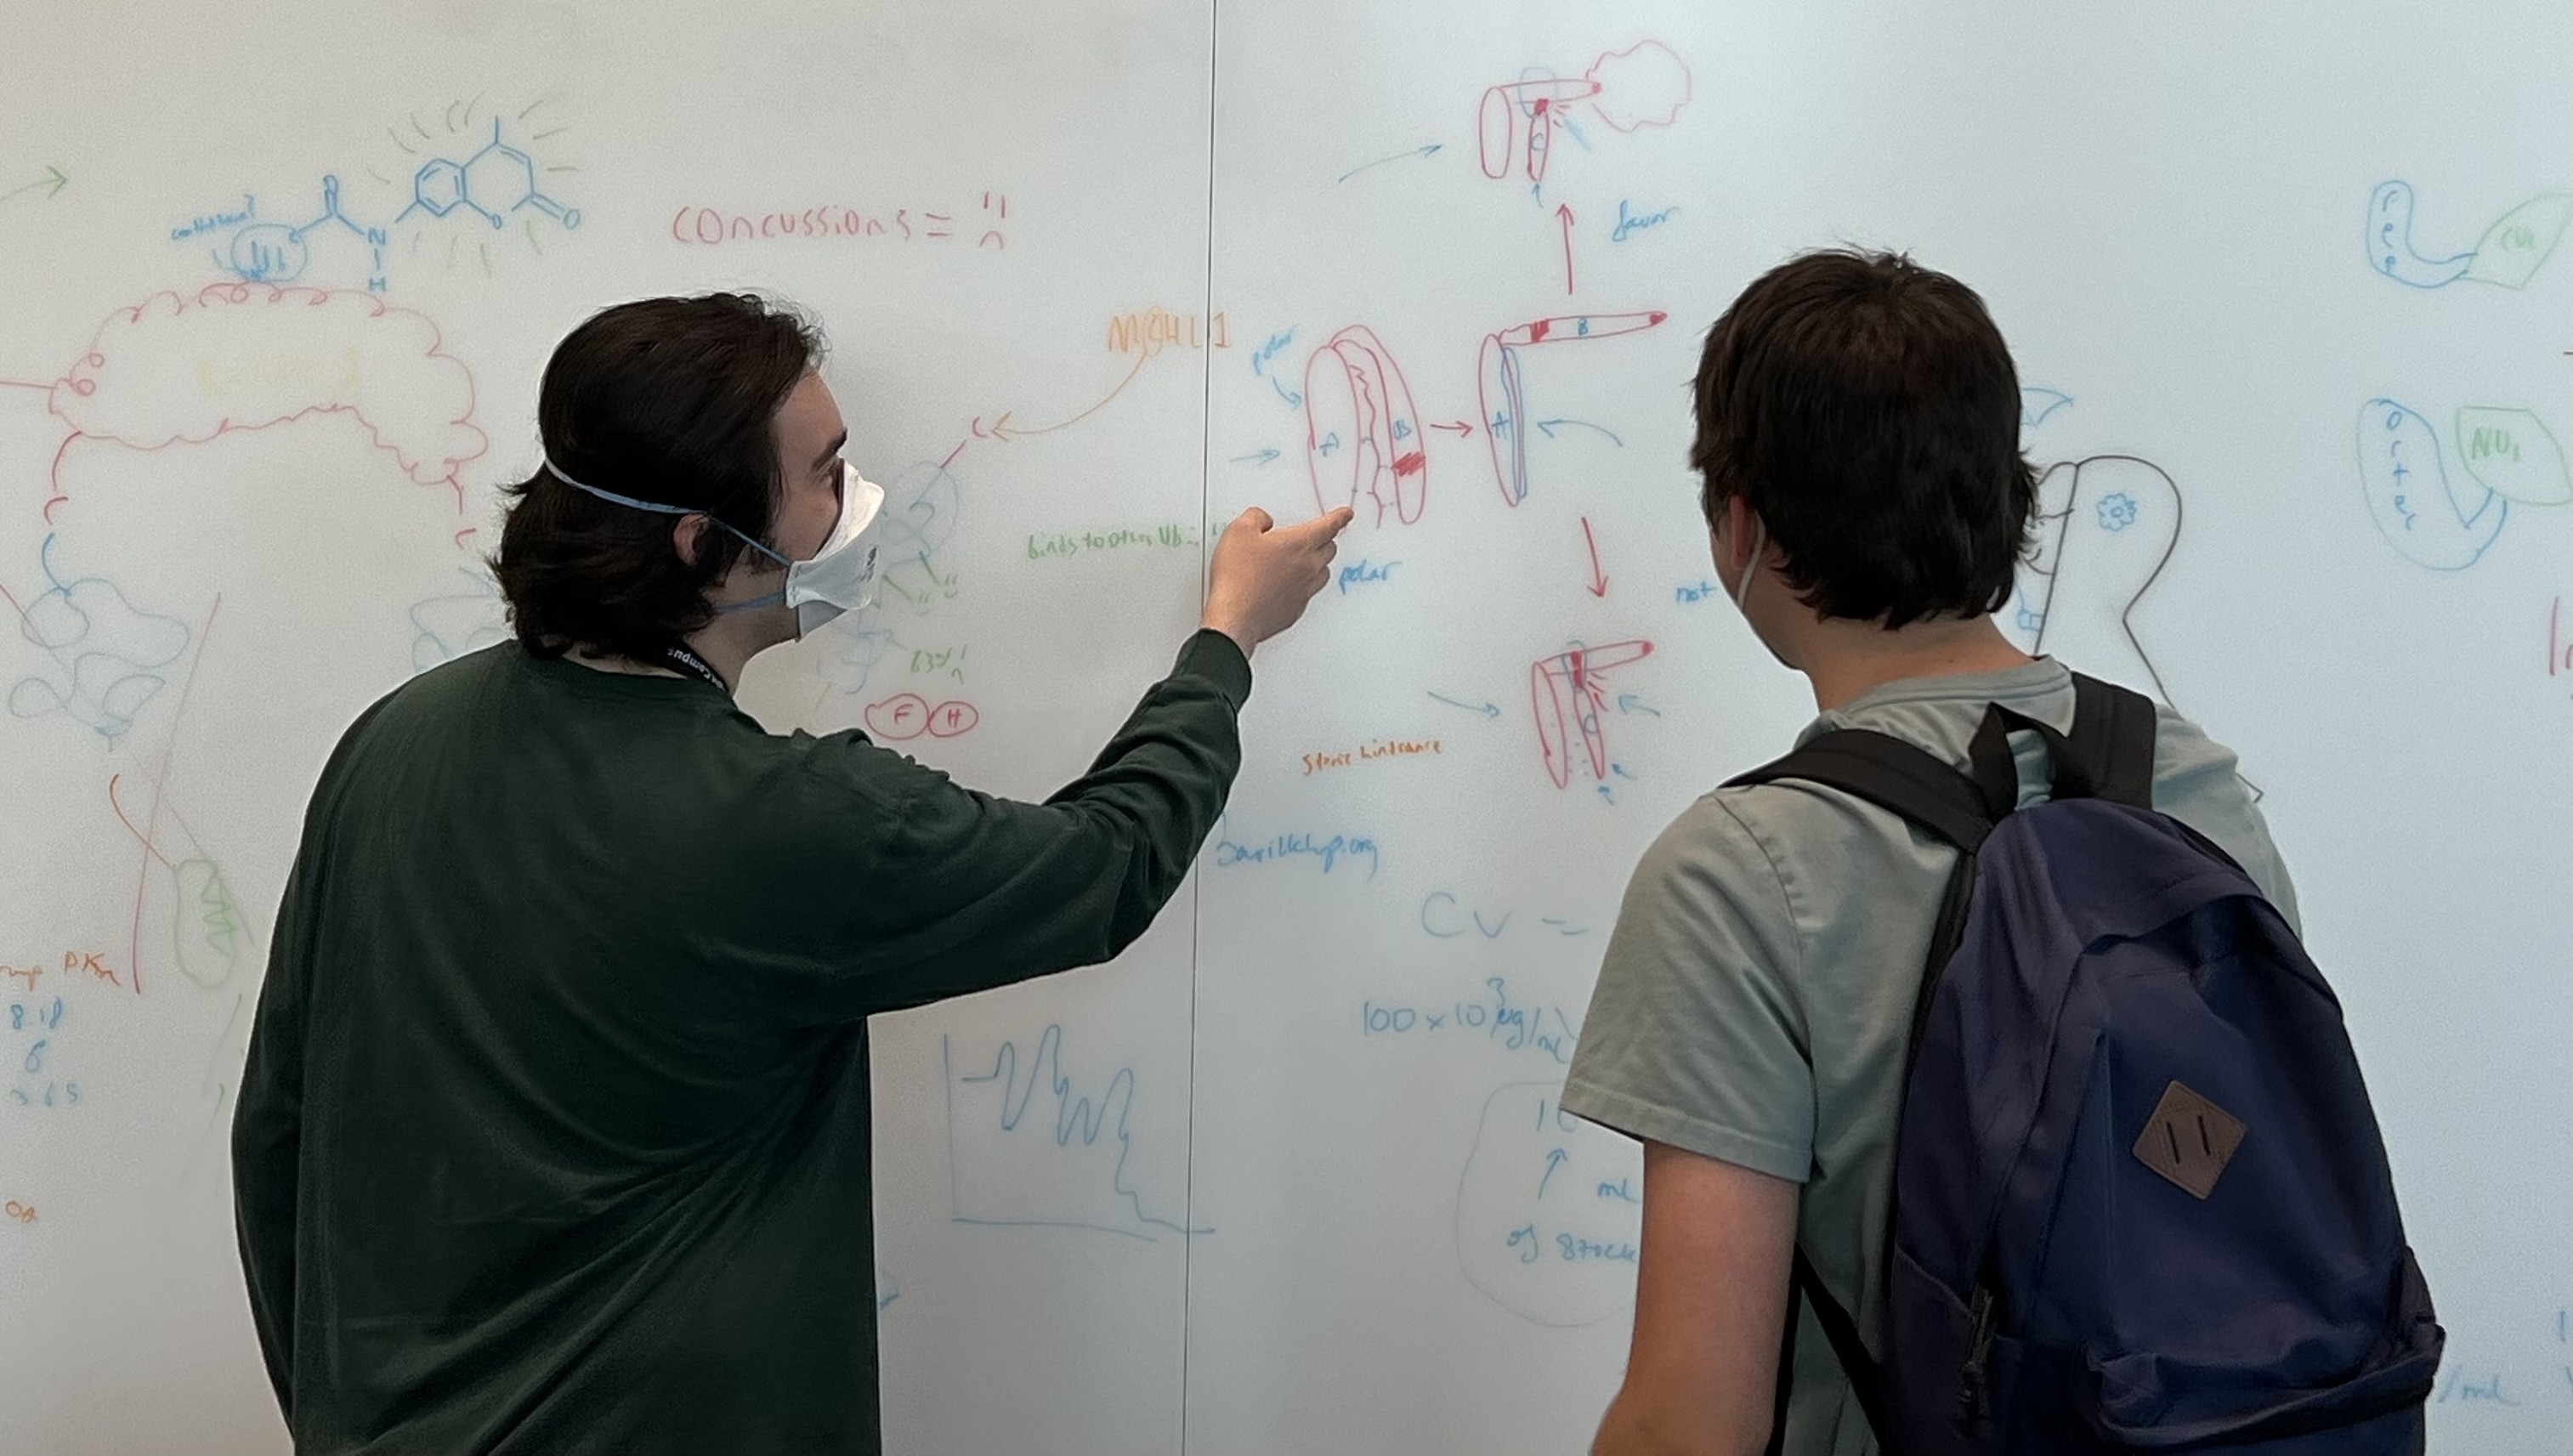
(395, 117, 581, 231)
(221, 176, 388, 291)
(202, 117, 577, 292)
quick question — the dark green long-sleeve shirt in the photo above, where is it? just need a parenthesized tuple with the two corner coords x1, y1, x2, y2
(231, 629, 1251, 1454)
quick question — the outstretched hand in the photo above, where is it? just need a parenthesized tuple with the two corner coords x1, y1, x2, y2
(1200, 505, 1357, 656)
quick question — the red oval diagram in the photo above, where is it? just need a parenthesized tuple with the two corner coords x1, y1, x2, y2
(864, 693, 932, 741)
(927, 700, 980, 739)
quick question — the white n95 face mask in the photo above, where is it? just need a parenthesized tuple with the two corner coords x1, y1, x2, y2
(767, 462, 887, 636)
(546, 457, 887, 638)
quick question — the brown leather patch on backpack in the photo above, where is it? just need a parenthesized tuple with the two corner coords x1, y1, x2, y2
(2133, 1080, 2247, 1200)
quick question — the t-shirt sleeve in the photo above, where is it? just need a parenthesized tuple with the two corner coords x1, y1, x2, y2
(1561, 794, 1816, 1183)
(802, 628, 1252, 1016)
(2146, 703, 2304, 937)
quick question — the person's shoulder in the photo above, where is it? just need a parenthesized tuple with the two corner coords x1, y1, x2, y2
(2134, 695, 2302, 922)
(2141, 696, 2253, 803)
(329, 641, 503, 747)
(390, 637, 515, 704)
(1641, 785, 1777, 873)
(1818, 657, 2077, 763)
(1617, 783, 1816, 931)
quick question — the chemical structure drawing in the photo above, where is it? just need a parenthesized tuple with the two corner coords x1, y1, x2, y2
(183, 99, 581, 293)
(395, 117, 583, 233)
(220, 176, 388, 292)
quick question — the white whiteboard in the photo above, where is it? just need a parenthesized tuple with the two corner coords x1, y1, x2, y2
(0, 2, 2564, 1453)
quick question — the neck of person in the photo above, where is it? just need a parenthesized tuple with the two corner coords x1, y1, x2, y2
(563, 607, 780, 696)
(676, 609, 779, 696)
(1785, 611, 2036, 713)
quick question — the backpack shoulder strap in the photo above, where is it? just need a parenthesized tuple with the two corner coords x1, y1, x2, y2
(1964, 673, 2160, 811)
(1728, 728, 2002, 853)
(2067, 671, 2158, 809)
(1734, 731, 1987, 1452)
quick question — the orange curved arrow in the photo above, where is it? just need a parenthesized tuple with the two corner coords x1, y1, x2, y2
(984, 352, 1153, 443)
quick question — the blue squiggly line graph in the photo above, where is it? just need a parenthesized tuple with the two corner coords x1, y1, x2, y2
(944, 1025, 1207, 1241)
(7, 532, 192, 739)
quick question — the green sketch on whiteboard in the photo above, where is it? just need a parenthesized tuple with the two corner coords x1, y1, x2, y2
(2366, 181, 2570, 290)
(172, 858, 246, 989)
(2453, 407, 2570, 507)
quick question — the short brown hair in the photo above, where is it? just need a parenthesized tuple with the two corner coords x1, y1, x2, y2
(1692, 250, 2036, 627)
(494, 293, 822, 662)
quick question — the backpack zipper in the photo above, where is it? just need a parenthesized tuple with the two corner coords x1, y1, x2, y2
(1958, 1281, 2000, 1430)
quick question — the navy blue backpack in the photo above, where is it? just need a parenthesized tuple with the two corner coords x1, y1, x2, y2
(1737, 674, 2442, 1454)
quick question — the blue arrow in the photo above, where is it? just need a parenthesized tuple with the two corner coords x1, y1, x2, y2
(1230, 448, 1281, 466)
(1336, 144, 1442, 184)
(1428, 692, 1501, 719)
(1535, 418, 1624, 446)
(2020, 388, 2073, 431)
(1615, 694, 1660, 717)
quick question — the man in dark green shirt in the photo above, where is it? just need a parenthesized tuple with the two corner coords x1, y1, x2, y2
(231, 293, 1350, 1454)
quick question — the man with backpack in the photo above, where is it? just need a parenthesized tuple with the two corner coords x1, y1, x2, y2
(1563, 250, 2440, 1455)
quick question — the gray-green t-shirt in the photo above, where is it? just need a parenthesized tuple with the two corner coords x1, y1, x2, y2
(1561, 659, 2297, 1455)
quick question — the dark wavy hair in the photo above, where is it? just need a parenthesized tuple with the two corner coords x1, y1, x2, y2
(1691, 249, 2037, 628)
(493, 292, 823, 662)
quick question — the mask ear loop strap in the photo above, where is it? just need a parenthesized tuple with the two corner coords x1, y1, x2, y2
(1732, 517, 1767, 611)
(543, 458, 791, 569)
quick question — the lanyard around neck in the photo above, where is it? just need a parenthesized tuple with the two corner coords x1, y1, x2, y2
(660, 645, 729, 694)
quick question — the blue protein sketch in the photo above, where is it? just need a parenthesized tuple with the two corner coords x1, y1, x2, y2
(944, 1025, 1203, 1243)
(2357, 399, 2569, 570)
(869, 459, 962, 616)
(2366, 181, 2570, 291)
(7, 534, 191, 739)
(408, 565, 511, 672)
(817, 458, 964, 696)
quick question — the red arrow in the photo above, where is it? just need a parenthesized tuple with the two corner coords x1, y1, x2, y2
(1428, 418, 1475, 438)
(1580, 516, 1609, 597)
(1556, 203, 1576, 295)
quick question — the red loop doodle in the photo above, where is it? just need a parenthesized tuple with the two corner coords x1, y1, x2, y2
(1530, 639, 1652, 789)
(1477, 42, 1693, 185)
(1304, 326, 1428, 527)
(1477, 78, 1604, 184)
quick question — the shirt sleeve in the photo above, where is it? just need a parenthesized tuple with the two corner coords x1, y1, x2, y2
(1560, 793, 1817, 1183)
(232, 853, 309, 1422)
(2146, 702, 2304, 936)
(811, 628, 1252, 1016)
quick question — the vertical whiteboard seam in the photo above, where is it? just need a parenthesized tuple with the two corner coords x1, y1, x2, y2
(1180, 3, 1220, 1453)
